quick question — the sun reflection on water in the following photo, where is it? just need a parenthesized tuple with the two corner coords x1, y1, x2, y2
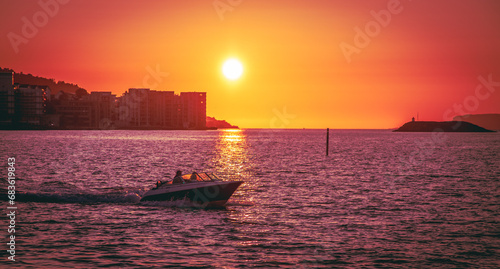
(214, 129, 249, 180)
(214, 129, 258, 202)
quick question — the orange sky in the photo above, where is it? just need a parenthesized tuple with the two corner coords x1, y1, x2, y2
(1, 0, 499, 128)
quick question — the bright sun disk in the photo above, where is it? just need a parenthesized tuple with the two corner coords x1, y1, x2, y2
(222, 59, 243, 80)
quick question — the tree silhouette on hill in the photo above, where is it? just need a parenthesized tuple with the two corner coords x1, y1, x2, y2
(0, 67, 88, 94)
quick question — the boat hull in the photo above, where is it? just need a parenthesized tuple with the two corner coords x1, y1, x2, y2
(140, 181, 243, 207)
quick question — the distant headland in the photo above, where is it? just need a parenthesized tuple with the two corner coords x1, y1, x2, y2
(453, 114, 500, 131)
(394, 120, 496, 132)
(206, 116, 239, 129)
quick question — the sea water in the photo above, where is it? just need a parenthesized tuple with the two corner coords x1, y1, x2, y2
(0, 129, 499, 268)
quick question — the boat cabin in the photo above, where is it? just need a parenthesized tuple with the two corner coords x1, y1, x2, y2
(181, 172, 222, 182)
(155, 172, 222, 189)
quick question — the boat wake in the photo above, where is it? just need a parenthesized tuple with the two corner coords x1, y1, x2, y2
(0, 189, 143, 204)
(0, 189, 248, 208)
(0, 175, 245, 207)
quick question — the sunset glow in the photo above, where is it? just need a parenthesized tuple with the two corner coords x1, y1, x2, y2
(2, 2, 499, 267)
(1, 0, 499, 128)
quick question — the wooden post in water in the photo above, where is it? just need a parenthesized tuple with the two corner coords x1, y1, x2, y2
(326, 128, 329, 156)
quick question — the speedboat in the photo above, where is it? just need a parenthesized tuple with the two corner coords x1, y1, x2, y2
(140, 172, 243, 207)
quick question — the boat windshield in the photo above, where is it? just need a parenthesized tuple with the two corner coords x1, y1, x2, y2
(181, 172, 222, 182)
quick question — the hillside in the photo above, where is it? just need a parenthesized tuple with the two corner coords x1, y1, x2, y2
(206, 116, 239, 129)
(0, 67, 86, 94)
(453, 114, 500, 131)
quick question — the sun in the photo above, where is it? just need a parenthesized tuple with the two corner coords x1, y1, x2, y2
(222, 58, 243, 80)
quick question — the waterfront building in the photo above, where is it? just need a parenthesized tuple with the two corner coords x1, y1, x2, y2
(118, 88, 206, 129)
(180, 92, 206, 129)
(1, 72, 206, 130)
(14, 84, 51, 126)
(0, 72, 15, 126)
(85, 92, 117, 129)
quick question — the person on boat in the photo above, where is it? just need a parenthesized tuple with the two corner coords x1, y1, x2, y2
(172, 170, 184, 184)
(190, 172, 198, 181)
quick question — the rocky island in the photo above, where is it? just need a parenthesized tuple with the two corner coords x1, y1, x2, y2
(394, 121, 496, 132)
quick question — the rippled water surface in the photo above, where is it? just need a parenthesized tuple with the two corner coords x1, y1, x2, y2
(1, 129, 499, 268)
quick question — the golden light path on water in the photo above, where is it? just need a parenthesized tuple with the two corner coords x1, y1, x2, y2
(213, 129, 257, 208)
(214, 129, 248, 179)
(213, 129, 267, 251)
